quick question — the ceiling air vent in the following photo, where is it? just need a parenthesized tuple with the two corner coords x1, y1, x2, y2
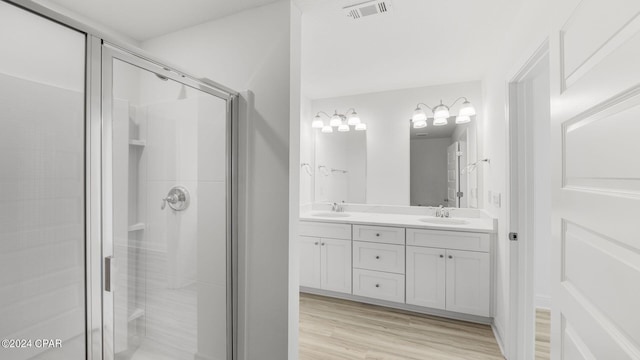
(343, 0, 392, 20)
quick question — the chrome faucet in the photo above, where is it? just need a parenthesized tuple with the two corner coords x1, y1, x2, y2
(331, 202, 344, 212)
(435, 205, 450, 218)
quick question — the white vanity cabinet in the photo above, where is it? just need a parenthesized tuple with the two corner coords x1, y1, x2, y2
(299, 218, 494, 320)
(299, 222, 352, 294)
(406, 228, 491, 317)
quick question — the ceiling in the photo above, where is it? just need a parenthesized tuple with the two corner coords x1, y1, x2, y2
(37, 0, 524, 100)
(301, 0, 523, 99)
(39, 0, 282, 41)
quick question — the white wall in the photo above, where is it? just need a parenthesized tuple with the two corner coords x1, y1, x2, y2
(410, 138, 450, 206)
(480, 0, 550, 353)
(309, 81, 483, 205)
(142, 2, 296, 359)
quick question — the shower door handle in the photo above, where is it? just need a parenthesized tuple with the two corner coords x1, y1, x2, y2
(105, 256, 113, 292)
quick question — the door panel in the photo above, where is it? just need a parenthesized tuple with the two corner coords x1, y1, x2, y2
(320, 238, 352, 293)
(551, 0, 640, 358)
(447, 142, 459, 207)
(103, 46, 231, 360)
(445, 250, 490, 316)
(406, 246, 446, 310)
(299, 236, 321, 288)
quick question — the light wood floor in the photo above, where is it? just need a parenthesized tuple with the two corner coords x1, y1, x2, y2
(535, 309, 550, 360)
(300, 293, 552, 360)
(300, 293, 503, 360)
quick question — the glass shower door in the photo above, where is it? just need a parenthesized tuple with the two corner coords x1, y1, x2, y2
(102, 45, 232, 360)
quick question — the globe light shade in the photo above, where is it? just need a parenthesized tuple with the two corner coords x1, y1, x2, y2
(338, 124, 350, 132)
(412, 107, 428, 122)
(330, 113, 342, 127)
(311, 115, 324, 128)
(347, 112, 361, 125)
(433, 117, 448, 126)
(458, 100, 476, 117)
(413, 120, 428, 129)
(456, 115, 471, 124)
(433, 104, 450, 120)
(355, 123, 367, 131)
(321, 125, 333, 133)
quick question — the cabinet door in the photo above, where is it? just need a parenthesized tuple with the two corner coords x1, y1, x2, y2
(406, 246, 446, 310)
(320, 238, 352, 294)
(445, 249, 490, 316)
(299, 236, 321, 288)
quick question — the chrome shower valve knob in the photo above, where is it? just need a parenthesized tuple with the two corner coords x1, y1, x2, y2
(160, 186, 190, 211)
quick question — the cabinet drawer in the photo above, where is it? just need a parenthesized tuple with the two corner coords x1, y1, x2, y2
(353, 225, 405, 245)
(353, 241, 405, 274)
(353, 269, 405, 303)
(406, 228, 490, 252)
(299, 221, 351, 240)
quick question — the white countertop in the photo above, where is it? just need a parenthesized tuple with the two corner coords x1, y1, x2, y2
(299, 211, 496, 233)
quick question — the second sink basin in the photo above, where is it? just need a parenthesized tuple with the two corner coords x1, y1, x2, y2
(419, 217, 469, 225)
(312, 212, 351, 218)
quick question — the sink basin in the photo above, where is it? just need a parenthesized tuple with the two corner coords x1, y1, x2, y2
(419, 217, 469, 225)
(311, 212, 351, 218)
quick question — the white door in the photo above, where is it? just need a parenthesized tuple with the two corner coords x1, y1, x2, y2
(320, 238, 352, 293)
(299, 236, 321, 288)
(445, 249, 490, 316)
(447, 142, 459, 207)
(406, 246, 446, 310)
(550, 0, 640, 358)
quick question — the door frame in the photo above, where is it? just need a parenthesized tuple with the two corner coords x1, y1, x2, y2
(506, 39, 549, 360)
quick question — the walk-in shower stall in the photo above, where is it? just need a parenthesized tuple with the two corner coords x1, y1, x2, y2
(0, 1, 237, 359)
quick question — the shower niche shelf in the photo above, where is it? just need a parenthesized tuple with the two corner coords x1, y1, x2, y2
(128, 139, 146, 147)
(128, 223, 145, 232)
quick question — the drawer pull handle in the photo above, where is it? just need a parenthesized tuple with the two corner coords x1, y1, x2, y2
(439, 254, 444, 258)
(448, 255, 453, 259)
(321, 243, 325, 246)
(375, 255, 380, 260)
(375, 284, 380, 288)
(314, 242, 319, 245)
(376, 233, 380, 237)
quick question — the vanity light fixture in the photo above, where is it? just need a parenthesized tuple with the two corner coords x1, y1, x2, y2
(312, 108, 367, 132)
(411, 97, 476, 128)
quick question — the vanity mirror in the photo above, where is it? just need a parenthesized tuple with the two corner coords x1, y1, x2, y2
(305, 82, 482, 208)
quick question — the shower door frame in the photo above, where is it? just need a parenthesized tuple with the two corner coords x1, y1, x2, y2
(1, 2, 239, 360)
(99, 43, 238, 360)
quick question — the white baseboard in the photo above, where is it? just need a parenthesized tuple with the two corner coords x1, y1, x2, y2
(535, 295, 551, 310)
(491, 320, 507, 359)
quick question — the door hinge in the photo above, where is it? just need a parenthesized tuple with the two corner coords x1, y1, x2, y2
(456, 191, 463, 198)
(509, 232, 518, 241)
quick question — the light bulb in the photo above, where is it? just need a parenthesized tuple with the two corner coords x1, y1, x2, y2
(433, 104, 450, 120)
(330, 113, 342, 127)
(321, 125, 333, 133)
(456, 115, 471, 124)
(433, 117, 448, 126)
(355, 123, 367, 131)
(347, 112, 361, 125)
(459, 100, 476, 117)
(412, 107, 427, 122)
(338, 124, 350, 132)
(311, 115, 324, 128)
(413, 120, 427, 129)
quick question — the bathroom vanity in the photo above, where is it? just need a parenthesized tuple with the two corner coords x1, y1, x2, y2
(298, 207, 496, 323)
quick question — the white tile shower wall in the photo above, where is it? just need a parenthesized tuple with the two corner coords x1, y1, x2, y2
(0, 73, 85, 360)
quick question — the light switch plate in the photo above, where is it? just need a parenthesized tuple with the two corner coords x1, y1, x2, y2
(492, 192, 501, 208)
